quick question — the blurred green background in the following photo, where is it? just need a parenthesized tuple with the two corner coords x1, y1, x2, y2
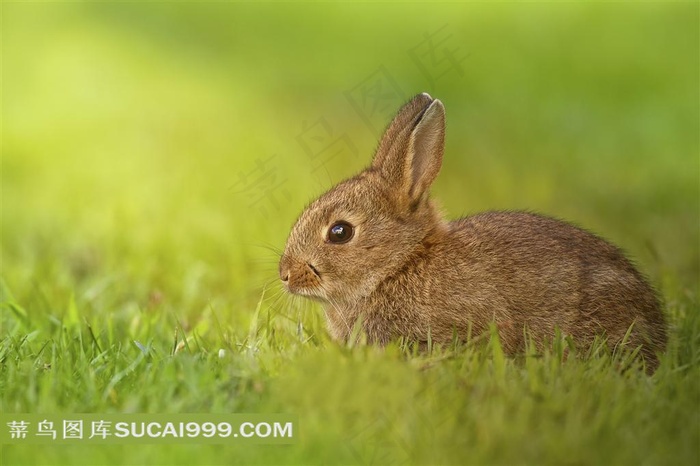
(4, 2, 698, 312)
(2, 2, 699, 465)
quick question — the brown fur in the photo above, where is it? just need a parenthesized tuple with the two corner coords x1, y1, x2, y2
(279, 93, 667, 370)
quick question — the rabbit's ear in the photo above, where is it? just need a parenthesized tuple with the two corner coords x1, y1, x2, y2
(373, 93, 434, 167)
(372, 95, 445, 207)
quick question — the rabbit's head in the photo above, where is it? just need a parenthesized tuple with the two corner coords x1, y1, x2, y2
(280, 93, 447, 305)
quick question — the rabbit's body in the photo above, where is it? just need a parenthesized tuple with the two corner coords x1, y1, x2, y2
(326, 210, 664, 361)
(280, 93, 666, 370)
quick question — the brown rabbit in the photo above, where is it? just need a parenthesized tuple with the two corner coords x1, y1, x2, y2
(279, 93, 666, 370)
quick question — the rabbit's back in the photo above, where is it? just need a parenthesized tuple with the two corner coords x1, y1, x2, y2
(425, 211, 666, 364)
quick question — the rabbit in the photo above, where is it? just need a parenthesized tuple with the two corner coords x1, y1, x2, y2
(279, 92, 667, 370)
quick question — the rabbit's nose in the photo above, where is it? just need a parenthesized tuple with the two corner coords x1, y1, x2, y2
(279, 257, 290, 283)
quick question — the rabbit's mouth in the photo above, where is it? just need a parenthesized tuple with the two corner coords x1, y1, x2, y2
(284, 283, 327, 302)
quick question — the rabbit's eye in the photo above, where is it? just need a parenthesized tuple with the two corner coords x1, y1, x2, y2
(327, 221, 354, 244)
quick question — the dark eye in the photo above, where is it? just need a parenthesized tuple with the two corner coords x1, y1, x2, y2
(327, 221, 354, 244)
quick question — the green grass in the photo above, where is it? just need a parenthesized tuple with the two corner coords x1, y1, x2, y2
(2, 2, 699, 465)
(2, 288, 699, 465)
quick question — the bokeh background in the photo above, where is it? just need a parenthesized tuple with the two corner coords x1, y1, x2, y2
(5, 3, 698, 313)
(2, 2, 699, 465)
